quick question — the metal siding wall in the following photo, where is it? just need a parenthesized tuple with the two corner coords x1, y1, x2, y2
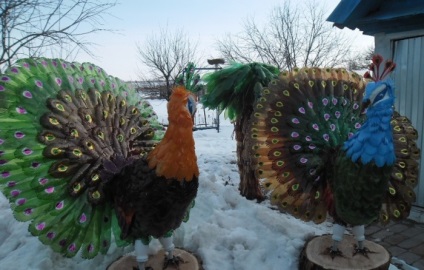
(393, 36, 424, 207)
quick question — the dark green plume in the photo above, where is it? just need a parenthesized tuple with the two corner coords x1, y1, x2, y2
(202, 62, 279, 120)
(175, 62, 202, 93)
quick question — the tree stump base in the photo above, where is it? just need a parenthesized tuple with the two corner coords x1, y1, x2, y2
(299, 234, 391, 270)
(107, 248, 203, 270)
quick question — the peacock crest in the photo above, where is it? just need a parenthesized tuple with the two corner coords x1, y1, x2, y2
(0, 58, 165, 258)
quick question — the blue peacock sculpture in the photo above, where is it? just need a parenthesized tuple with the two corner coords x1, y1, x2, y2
(250, 55, 420, 256)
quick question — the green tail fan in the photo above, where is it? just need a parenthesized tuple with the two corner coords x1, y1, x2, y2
(0, 57, 164, 258)
(202, 62, 280, 121)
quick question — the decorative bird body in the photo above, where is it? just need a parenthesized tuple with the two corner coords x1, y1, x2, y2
(247, 55, 420, 257)
(0, 58, 199, 270)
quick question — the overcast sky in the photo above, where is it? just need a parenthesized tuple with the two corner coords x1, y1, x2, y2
(74, 0, 374, 81)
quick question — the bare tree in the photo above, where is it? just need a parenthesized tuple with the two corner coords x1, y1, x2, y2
(137, 26, 199, 100)
(347, 45, 375, 71)
(217, 0, 353, 70)
(0, 0, 116, 69)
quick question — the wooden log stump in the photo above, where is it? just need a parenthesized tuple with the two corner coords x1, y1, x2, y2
(299, 235, 391, 270)
(107, 248, 203, 270)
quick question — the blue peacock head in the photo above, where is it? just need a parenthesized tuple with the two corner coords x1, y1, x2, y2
(361, 55, 396, 113)
(343, 54, 397, 167)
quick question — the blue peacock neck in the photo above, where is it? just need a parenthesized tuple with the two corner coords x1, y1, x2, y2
(343, 82, 396, 167)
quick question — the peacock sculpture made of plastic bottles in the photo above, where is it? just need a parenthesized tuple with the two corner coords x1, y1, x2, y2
(250, 55, 420, 255)
(0, 58, 199, 269)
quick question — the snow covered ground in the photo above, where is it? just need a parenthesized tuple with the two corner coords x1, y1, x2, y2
(0, 99, 415, 270)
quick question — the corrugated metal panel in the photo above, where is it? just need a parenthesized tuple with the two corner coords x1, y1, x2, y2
(392, 36, 424, 207)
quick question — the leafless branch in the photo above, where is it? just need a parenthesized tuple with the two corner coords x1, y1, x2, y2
(0, 0, 117, 70)
(137, 25, 199, 100)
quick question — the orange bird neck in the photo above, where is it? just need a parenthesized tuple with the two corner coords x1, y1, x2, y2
(147, 86, 199, 181)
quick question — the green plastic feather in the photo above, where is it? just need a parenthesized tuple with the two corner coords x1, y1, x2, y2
(202, 62, 280, 121)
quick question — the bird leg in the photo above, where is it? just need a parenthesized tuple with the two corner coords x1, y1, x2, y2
(327, 223, 345, 258)
(134, 239, 152, 270)
(352, 225, 374, 257)
(159, 235, 183, 269)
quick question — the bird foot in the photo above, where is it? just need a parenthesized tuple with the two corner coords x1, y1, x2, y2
(163, 255, 184, 269)
(324, 247, 344, 259)
(353, 245, 375, 258)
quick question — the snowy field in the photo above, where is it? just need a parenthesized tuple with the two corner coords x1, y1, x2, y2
(0, 99, 415, 270)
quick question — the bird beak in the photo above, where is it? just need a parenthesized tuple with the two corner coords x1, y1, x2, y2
(361, 100, 371, 114)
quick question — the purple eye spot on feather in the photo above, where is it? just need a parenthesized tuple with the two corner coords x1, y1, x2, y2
(23, 62, 29, 68)
(332, 98, 338, 105)
(22, 148, 33, 155)
(355, 123, 362, 129)
(11, 67, 18, 74)
(68, 243, 77, 252)
(0, 151, 3, 156)
(7, 181, 16, 187)
(47, 232, 56, 240)
(24, 208, 33, 215)
(312, 124, 319, 131)
(0, 139, 4, 145)
(324, 114, 330, 121)
(322, 98, 328, 106)
(90, 78, 95, 84)
(112, 83, 116, 89)
(16, 198, 26, 205)
(78, 77, 83, 84)
(15, 131, 25, 139)
(55, 200, 64, 210)
(59, 239, 67, 247)
(10, 190, 20, 197)
(305, 136, 312, 142)
(300, 157, 308, 164)
(35, 80, 43, 88)
(52, 60, 58, 67)
(291, 132, 299, 138)
(23, 90, 32, 98)
(335, 111, 341, 118)
(55, 78, 62, 86)
(298, 107, 305, 114)
(41, 60, 47, 66)
(353, 103, 359, 110)
(36, 222, 46, 231)
(1, 171, 10, 178)
(79, 213, 87, 223)
(293, 145, 301, 151)
(87, 244, 94, 252)
(62, 63, 67, 68)
(323, 134, 330, 141)
(68, 76, 74, 83)
(348, 132, 354, 138)
(100, 80, 105, 86)
(45, 187, 55, 194)
(16, 106, 27, 114)
(0, 85, 4, 92)
(1, 76, 10, 82)
(0, 160, 7, 165)
(330, 124, 336, 131)
(39, 178, 48, 185)
(31, 162, 40, 168)
(309, 144, 316, 150)
(292, 118, 300, 124)
(308, 102, 313, 109)
(89, 65, 93, 70)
